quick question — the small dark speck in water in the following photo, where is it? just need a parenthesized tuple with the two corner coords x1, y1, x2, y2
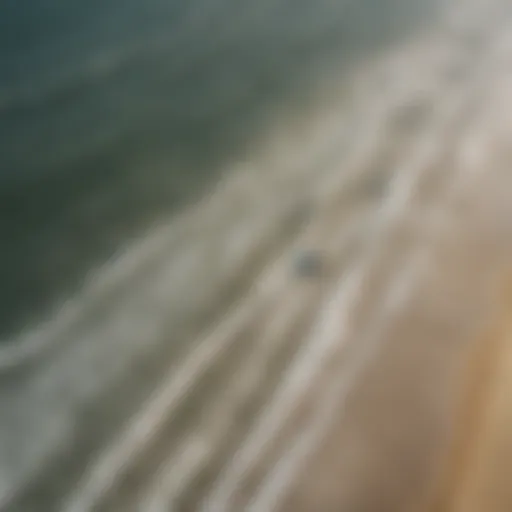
(293, 200, 315, 226)
(392, 98, 430, 132)
(358, 170, 391, 199)
(442, 58, 471, 84)
(292, 249, 323, 278)
(458, 28, 485, 53)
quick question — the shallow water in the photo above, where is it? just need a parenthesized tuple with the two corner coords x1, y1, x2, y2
(0, 0, 438, 338)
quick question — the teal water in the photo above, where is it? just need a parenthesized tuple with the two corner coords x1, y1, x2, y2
(0, 0, 440, 339)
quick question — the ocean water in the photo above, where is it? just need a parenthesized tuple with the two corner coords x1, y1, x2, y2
(0, 0, 439, 339)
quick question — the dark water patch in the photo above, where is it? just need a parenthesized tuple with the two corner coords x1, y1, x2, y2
(0, 0, 442, 340)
